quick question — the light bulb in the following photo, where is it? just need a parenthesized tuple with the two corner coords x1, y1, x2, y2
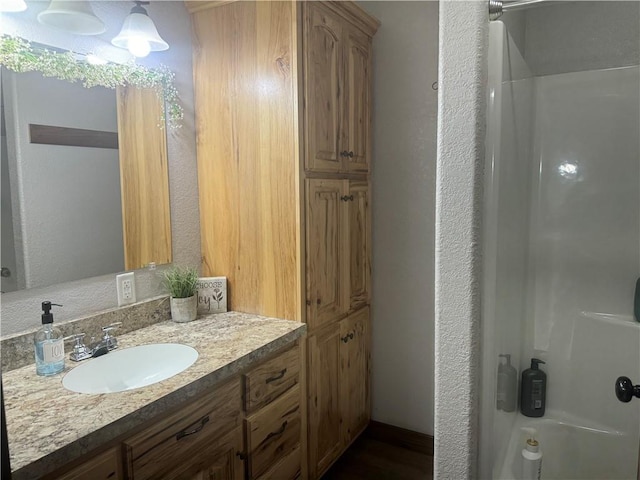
(0, 0, 27, 12)
(128, 37, 150, 58)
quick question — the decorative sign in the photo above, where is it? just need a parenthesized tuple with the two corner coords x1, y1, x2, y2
(196, 277, 227, 315)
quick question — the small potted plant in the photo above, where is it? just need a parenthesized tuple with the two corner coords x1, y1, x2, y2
(164, 266, 199, 323)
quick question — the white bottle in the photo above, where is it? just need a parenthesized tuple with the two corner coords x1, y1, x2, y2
(521, 427, 542, 480)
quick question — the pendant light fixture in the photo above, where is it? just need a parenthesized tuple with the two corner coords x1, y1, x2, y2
(0, 0, 27, 13)
(37, 1, 106, 35)
(111, 1, 168, 58)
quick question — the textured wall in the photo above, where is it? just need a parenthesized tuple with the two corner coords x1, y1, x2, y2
(358, 1, 438, 436)
(524, 1, 640, 75)
(435, 1, 487, 477)
(0, 1, 199, 335)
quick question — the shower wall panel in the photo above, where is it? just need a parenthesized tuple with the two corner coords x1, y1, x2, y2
(481, 21, 534, 479)
(527, 66, 640, 437)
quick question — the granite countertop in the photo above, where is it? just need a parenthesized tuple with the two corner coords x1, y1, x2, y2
(3, 311, 306, 479)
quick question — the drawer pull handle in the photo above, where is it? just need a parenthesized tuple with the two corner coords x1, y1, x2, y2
(265, 421, 288, 443)
(266, 368, 287, 384)
(176, 415, 210, 441)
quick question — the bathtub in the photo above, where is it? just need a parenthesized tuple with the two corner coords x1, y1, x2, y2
(497, 414, 638, 480)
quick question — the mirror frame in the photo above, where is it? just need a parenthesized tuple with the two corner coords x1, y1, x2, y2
(0, 35, 183, 128)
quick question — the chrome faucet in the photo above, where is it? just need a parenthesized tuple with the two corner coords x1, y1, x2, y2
(64, 322, 122, 361)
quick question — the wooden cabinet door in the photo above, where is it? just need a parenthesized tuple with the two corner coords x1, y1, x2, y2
(306, 179, 348, 329)
(55, 447, 122, 480)
(307, 323, 343, 478)
(343, 29, 372, 174)
(347, 181, 370, 311)
(303, 2, 344, 173)
(340, 307, 370, 445)
(163, 426, 244, 480)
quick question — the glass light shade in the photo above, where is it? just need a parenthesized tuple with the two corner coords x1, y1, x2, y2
(0, 0, 27, 12)
(111, 12, 168, 58)
(37, 0, 106, 35)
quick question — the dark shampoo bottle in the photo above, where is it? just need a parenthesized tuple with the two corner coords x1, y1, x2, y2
(521, 358, 547, 417)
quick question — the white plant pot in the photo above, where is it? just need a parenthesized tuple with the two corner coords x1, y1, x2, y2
(170, 296, 197, 323)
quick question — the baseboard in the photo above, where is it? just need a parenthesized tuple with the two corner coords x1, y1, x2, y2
(366, 421, 434, 456)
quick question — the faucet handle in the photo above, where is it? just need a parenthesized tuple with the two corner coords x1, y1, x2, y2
(101, 322, 122, 333)
(101, 322, 122, 350)
(64, 333, 93, 361)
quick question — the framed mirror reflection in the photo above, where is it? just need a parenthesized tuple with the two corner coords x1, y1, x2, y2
(1, 65, 172, 293)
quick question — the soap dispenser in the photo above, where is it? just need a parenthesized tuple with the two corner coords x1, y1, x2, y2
(497, 354, 518, 412)
(34, 301, 65, 376)
(521, 358, 547, 417)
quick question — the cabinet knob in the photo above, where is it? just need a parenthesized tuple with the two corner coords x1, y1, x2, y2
(306, 300, 311, 306)
(317, 298, 321, 305)
(236, 451, 247, 461)
(347, 151, 354, 158)
(340, 150, 349, 157)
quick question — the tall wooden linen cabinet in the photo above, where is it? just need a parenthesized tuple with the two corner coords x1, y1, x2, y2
(187, 1, 378, 478)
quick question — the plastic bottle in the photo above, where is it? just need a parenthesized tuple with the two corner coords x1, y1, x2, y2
(520, 358, 546, 417)
(34, 301, 65, 376)
(497, 353, 518, 412)
(521, 427, 542, 480)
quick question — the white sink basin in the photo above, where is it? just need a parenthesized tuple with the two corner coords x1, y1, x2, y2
(62, 343, 198, 394)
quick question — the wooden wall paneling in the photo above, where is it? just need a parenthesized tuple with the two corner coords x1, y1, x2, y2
(116, 85, 172, 271)
(192, 1, 301, 321)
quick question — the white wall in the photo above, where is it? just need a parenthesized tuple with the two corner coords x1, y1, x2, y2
(0, 1, 200, 335)
(3, 72, 124, 289)
(359, 0, 438, 436)
(523, 1, 640, 76)
(435, 1, 487, 477)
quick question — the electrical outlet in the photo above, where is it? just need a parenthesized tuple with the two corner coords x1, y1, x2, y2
(116, 272, 136, 306)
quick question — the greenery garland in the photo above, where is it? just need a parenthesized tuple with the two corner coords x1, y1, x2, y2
(0, 35, 183, 128)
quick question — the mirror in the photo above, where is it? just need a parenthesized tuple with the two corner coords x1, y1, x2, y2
(1, 44, 173, 293)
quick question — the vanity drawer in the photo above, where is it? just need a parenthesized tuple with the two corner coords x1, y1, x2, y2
(124, 378, 241, 480)
(245, 385, 301, 479)
(243, 345, 300, 413)
(54, 446, 122, 480)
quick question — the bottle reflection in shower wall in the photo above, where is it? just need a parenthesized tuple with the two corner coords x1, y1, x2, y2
(34, 301, 65, 376)
(497, 353, 518, 412)
(520, 358, 546, 417)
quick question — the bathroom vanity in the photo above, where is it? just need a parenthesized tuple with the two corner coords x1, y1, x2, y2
(2, 311, 306, 479)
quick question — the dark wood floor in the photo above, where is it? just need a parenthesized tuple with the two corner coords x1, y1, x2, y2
(321, 432, 434, 480)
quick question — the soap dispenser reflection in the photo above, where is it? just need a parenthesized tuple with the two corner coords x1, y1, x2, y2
(497, 353, 517, 412)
